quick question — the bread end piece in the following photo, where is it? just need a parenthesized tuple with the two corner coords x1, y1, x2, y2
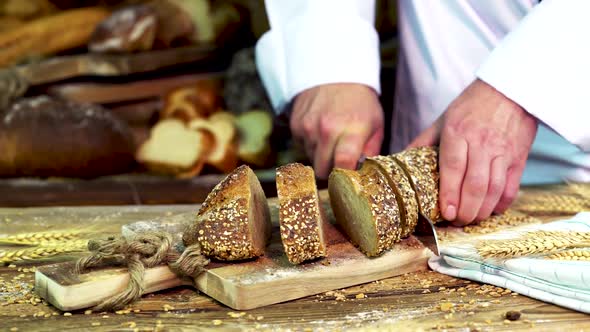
(276, 163, 327, 264)
(392, 146, 441, 222)
(328, 168, 401, 257)
(183, 165, 271, 260)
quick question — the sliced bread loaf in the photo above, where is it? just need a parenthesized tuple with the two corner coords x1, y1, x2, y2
(183, 165, 272, 261)
(392, 147, 442, 222)
(361, 156, 419, 238)
(276, 163, 327, 264)
(328, 167, 402, 257)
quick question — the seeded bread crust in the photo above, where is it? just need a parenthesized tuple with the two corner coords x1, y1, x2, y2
(329, 168, 401, 257)
(276, 163, 327, 264)
(361, 156, 419, 238)
(392, 147, 442, 222)
(183, 165, 272, 261)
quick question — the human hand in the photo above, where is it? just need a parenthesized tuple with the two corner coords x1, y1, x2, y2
(408, 79, 538, 225)
(290, 83, 384, 179)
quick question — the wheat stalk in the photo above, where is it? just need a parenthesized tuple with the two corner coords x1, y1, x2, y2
(0, 231, 82, 246)
(514, 194, 590, 214)
(464, 211, 538, 235)
(0, 240, 88, 264)
(547, 249, 590, 261)
(567, 183, 590, 200)
(477, 231, 590, 258)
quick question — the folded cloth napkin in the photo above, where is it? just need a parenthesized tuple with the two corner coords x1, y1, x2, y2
(429, 212, 590, 313)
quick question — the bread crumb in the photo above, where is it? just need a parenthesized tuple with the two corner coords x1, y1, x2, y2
(227, 312, 246, 318)
(440, 302, 454, 311)
(256, 316, 264, 320)
(91, 322, 101, 326)
(63, 312, 72, 316)
(212, 320, 223, 326)
(84, 310, 92, 315)
(355, 293, 366, 299)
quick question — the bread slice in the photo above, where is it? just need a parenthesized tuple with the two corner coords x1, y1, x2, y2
(235, 110, 273, 167)
(183, 165, 272, 261)
(328, 167, 402, 257)
(392, 147, 441, 222)
(161, 81, 221, 122)
(188, 113, 238, 173)
(360, 156, 419, 238)
(276, 163, 327, 264)
(136, 118, 212, 177)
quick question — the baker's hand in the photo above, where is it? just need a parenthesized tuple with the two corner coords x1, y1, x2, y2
(290, 83, 384, 179)
(408, 79, 538, 225)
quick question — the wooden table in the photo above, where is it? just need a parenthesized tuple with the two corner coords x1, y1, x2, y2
(1, 184, 590, 331)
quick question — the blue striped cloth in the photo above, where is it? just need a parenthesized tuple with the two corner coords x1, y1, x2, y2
(429, 212, 590, 313)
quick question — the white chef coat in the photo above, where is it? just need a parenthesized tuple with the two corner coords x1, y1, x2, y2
(255, 0, 590, 185)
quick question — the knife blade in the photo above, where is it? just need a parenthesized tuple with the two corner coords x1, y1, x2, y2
(414, 213, 440, 256)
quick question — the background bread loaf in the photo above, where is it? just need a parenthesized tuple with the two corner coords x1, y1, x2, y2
(0, 95, 136, 178)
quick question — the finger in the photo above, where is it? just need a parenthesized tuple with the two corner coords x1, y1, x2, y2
(476, 155, 508, 221)
(407, 118, 442, 149)
(290, 104, 318, 163)
(438, 128, 468, 222)
(494, 161, 525, 213)
(333, 131, 368, 172)
(453, 147, 491, 226)
(315, 112, 352, 178)
(313, 128, 339, 179)
(362, 126, 384, 157)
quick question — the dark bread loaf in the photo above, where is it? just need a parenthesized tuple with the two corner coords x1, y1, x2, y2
(0, 96, 136, 178)
(328, 167, 402, 257)
(361, 156, 419, 238)
(276, 163, 327, 264)
(183, 165, 272, 261)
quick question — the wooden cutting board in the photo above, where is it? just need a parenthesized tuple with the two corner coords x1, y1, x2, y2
(35, 195, 432, 311)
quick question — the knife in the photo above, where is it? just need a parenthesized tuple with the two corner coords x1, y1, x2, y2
(414, 213, 440, 256)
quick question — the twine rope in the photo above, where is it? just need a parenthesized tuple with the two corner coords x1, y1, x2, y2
(75, 232, 209, 311)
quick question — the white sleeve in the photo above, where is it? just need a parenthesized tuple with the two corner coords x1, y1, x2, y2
(476, 0, 590, 151)
(255, 0, 381, 113)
